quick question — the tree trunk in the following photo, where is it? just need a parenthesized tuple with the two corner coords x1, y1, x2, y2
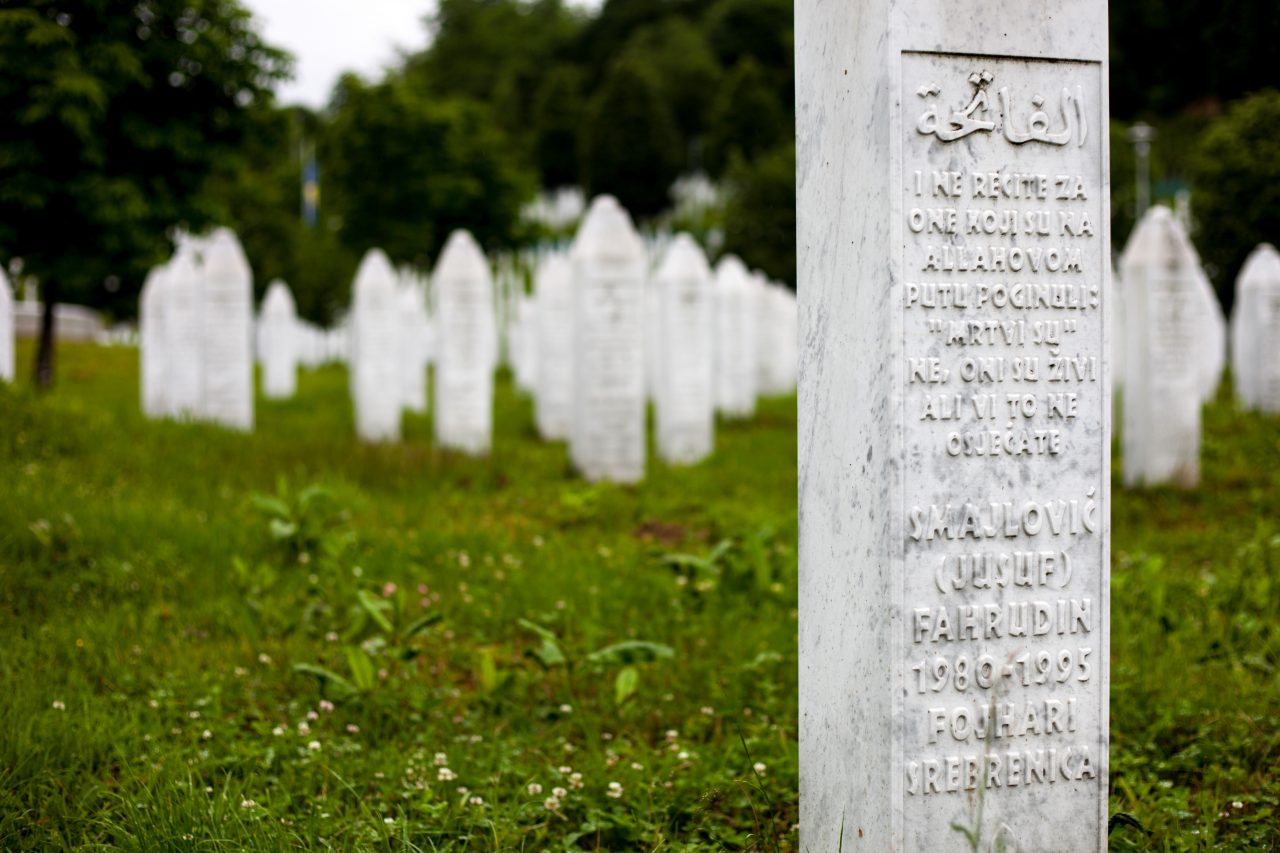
(34, 280, 58, 390)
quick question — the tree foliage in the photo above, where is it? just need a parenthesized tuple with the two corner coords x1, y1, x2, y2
(1188, 89, 1280, 311)
(721, 143, 795, 287)
(0, 0, 289, 383)
(320, 75, 534, 268)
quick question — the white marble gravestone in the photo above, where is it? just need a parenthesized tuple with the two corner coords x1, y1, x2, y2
(0, 267, 13, 383)
(511, 293, 539, 395)
(1191, 260, 1226, 404)
(139, 265, 168, 415)
(350, 249, 402, 442)
(654, 233, 715, 465)
(755, 276, 793, 397)
(433, 230, 496, 455)
(713, 255, 758, 418)
(797, 4, 1111, 848)
(259, 279, 298, 400)
(200, 229, 255, 430)
(165, 247, 204, 419)
(1121, 207, 1202, 488)
(570, 195, 647, 482)
(1232, 243, 1280, 412)
(534, 253, 576, 441)
(397, 275, 430, 414)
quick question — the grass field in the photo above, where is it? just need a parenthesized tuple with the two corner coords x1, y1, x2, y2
(1, 341, 1277, 851)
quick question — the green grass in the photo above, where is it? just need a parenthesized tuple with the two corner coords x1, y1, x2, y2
(0, 341, 1277, 851)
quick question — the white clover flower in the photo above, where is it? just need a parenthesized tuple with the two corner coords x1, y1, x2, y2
(384, 817, 395, 825)
(202, 730, 212, 740)
(272, 726, 285, 736)
(306, 710, 319, 721)
(552, 786, 567, 799)
(569, 772, 583, 790)
(307, 741, 321, 751)
(437, 767, 457, 782)
(346, 724, 360, 734)
(700, 706, 715, 716)
(189, 711, 201, 720)
(434, 752, 448, 766)
(51, 700, 66, 711)
(753, 762, 767, 775)
(606, 782, 623, 799)
(528, 783, 543, 795)
(469, 796, 484, 806)
(678, 751, 690, 760)
(240, 799, 256, 809)
(297, 722, 311, 736)
(559, 704, 572, 714)
(558, 765, 572, 775)
(630, 762, 644, 771)
(544, 797, 560, 811)
(665, 730, 679, 743)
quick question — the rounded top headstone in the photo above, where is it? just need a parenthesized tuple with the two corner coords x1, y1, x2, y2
(434, 230, 489, 281)
(354, 249, 397, 303)
(572, 195, 644, 262)
(1121, 205, 1196, 273)
(203, 228, 252, 288)
(263, 280, 296, 315)
(1237, 243, 1280, 290)
(655, 233, 711, 282)
(715, 254, 751, 291)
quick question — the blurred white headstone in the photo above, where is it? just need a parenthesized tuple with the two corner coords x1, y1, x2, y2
(398, 275, 430, 414)
(165, 248, 204, 419)
(434, 230, 496, 455)
(714, 255, 758, 418)
(200, 229, 254, 430)
(1192, 262, 1226, 403)
(654, 234, 715, 465)
(351, 249, 402, 442)
(534, 254, 575, 441)
(511, 293, 539, 395)
(139, 266, 168, 415)
(260, 280, 298, 400)
(1232, 243, 1280, 412)
(570, 195, 647, 482)
(0, 267, 13, 383)
(1121, 207, 1201, 487)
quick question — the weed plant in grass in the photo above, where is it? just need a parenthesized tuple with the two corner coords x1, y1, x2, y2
(0, 342, 1277, 851)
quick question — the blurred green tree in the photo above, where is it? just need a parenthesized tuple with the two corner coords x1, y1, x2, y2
(530, 65, 588, 188)
(1189, 89, 1280, 311)
(320, 75, 534, 269)
(616, 17, 722, 152)
(721, 143, 795, 287)
(0, 0, 289, 387)
(704, 57, 785, 177)
(579, 56, 683, 219)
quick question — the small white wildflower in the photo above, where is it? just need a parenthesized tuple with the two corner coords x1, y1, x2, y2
(753, 762, 767, 775)
(51, 700, 66, 711)
(240, 799, 256, 809)
(297, 722, 311, 736)
(1233, 800, 1244, 809)
(665, 730, 679, 743)
(552, 786, 567, 798)
(528, 783, 543, 795)
(306, 710, 319, 721)
(469, 796, 484, 806)
(383, 817, 394, 825)
(233, 666, 247, 677)
(563, 742, 575, 753)
(569, 772, 583, 790)
(307, 740, 321, 751)
(272, 726, 285, 736)
(437, 767, 456, 782)
(346, 724, 360, 734)
(148, 699, 159, 709)
(700, 706, 715, 716)
(678, 751, 690, 760)
(559, 702, 572, 713)
(325, 632, 338, 642)
(188, 711, 201, 720)
(558, 765, 572, 775)
(544, 797, 560, 811)
(201, 730, 212, 740)
(434, 752, 448, 766)
(456, 786, 469, 795)
(257, 653, 271, 664)
(606, 781, 623, 799)
(631, 762, 644, 771)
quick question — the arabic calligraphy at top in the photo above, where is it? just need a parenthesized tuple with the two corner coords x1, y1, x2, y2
(916, 71, 1088, 147)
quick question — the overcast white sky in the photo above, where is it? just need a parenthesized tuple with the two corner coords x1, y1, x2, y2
(246, 0, 435, 109)
(247, 0, 599, 110)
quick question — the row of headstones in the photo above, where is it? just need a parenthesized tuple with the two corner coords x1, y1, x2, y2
(1116, 205, 1280, 487)
(343, 195, 797, 480)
